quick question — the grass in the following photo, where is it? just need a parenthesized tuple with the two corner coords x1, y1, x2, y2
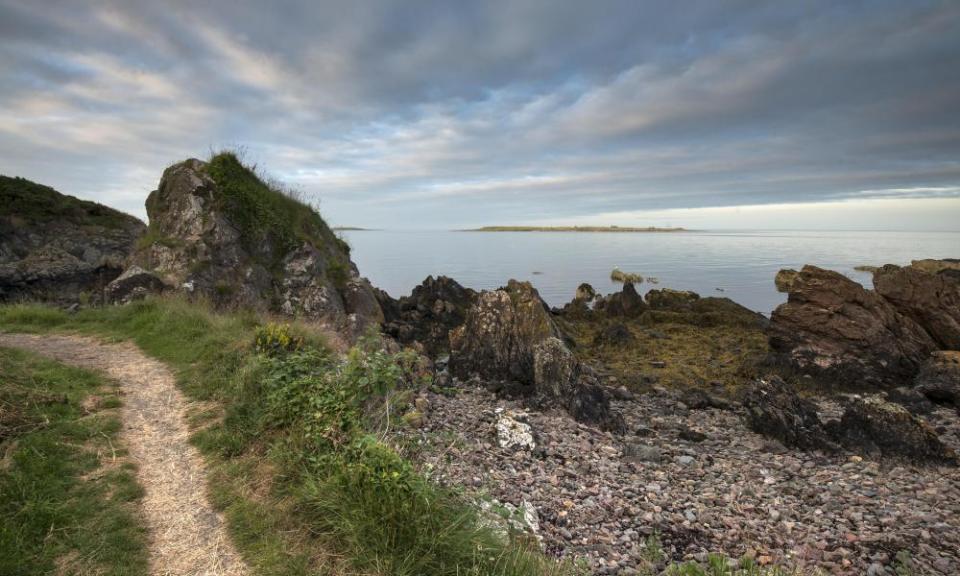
(0, 174, 141, 230)
(0, 346, 148, 576)
(0, 298, 572, 576)
(205, 152, 349, 258)
(465, 226, 686, 232)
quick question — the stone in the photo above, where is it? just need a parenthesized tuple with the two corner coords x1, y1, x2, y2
(914, 351, 960, 406)
(742, 377, 839, 452)
(873, 262, 960, 349)
(834, 396, 957, 465)
(105, 265, 168, 304)
(623, 443, 662, 464)
(596, 282, 647, 318)
(495, 409, 535, 450)
(680, 388, 731, 410)
(774, 269, 800, 293)
(767, 265, 937, 388)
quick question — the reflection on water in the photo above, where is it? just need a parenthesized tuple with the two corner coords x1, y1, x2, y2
(342, 230, 960, 315)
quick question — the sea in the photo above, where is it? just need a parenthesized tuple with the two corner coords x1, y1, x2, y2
(341, 230, 960, 316)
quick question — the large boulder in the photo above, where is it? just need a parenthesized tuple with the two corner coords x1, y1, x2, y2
(914, 351, 960, 406)
(0, 176, 145, 304)
(594, 282, 646, 318)
(450, 281, 623, 431)
(834, 397, 956, 464)
(645, 288, 699, 310)
(131, 155, 381, 334)
(873, 262, 960, 350)
(742, 377, 839, 452)
(105, 266, 168, 304)
(380, 276, 477, 355)
(767, 265, 937, 388)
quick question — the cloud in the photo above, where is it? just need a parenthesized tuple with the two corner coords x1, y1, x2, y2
(0, 0, 957, 229)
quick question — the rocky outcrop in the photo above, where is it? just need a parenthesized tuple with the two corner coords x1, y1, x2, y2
(0, 176, 145, 304)
(873, 262, 960, 350)
(450, 280, 624, 431)
(594, 283, 646, 318)
(914, 351, 960, 406)
(129, 155, 382, 334)
(379, 276, 477, 355)
(774, 269, 800, 293)
(834, 397, 956, 464)
(743, 377, 839, 452)
(105, 266, 168, 304)
(767, 265, 937, 388)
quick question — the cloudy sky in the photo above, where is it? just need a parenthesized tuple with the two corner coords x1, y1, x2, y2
(2, 0, 959, 230)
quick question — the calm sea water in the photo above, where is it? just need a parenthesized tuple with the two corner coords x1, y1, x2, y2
(342, 230, 960, 316)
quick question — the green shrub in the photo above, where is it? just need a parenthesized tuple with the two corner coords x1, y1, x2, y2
(254, 322, 306, 356)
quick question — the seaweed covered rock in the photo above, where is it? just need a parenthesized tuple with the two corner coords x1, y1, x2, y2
(646, 288, 699, 310)
(131, 155, 381, 333)
(914, 351, 960, 406)
(873, 262, 960, 350)
(380, 276, 477, 355)
(767, 265, 936, 388)
(742, 377, 838, 452)
(450, 281, 623, 431)
(0, 176, 145, 304)
(834, 397, 956, 464)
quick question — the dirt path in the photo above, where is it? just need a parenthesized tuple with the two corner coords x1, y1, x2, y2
(0, 333, 249, 576)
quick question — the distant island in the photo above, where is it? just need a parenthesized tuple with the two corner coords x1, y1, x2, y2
(332, 226, 374, 231)
(463, 225, 687, 233)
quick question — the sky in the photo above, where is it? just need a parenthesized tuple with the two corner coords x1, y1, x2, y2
(1, 0, 959, 231)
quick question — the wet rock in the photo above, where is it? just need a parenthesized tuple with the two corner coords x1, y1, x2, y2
(914, 351, 960, 406)
(767, 265, 937, 388)
(835, 397, 957, 465)
(742, 377, 839, 452)
(594, 323, 634, 347)
(873, 262, 960, 349)
(105, 265, 168, 304)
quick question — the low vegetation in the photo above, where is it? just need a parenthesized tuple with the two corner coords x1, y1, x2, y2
(0, 174, 140, 230)
(0, 298, 570, 576)
(0, 346, 148, 576)
(466, 226, 686, 233)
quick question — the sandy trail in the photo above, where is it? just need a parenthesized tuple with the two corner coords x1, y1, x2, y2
(0, 333, 249, 576)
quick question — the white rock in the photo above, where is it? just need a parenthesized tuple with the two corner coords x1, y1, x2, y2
(495, 409, 535, 450)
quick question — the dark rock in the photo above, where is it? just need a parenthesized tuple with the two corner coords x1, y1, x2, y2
(742, 377, 839, 452)
(105, 266, 168, 304)
(1, 176, 145, 304)
(678, 426, 708, 442)
(767, 265, 937, 388)
(623, 443, 662, 464)
(835, 397, 957, 464)
(379, 276, 476, 355)
(885, 387, 935, 415)
(914, 351, 960, 406)
(873, 262, 960, 350)
(593, 323, 634, 347)
(575, 283, 597, 302)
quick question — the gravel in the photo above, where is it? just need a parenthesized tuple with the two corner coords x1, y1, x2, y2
(392, 382, 960, 575)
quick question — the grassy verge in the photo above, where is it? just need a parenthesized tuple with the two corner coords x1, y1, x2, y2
(0, 346, 148, 576)
(0, 298, 571, 576)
